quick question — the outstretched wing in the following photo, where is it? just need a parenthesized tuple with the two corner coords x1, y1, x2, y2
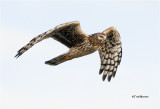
(15, 21, 88, 58)
(98, 27, 122, 82)
(51, 21, 88, 48)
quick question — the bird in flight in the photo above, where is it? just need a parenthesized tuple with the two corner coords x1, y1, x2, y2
(15, 21, 122, 82)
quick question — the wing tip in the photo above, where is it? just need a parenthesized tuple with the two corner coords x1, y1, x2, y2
(102, 73, 114, 82)
(112, 71, 116, 77)
(14, 53, 22, 59)
(108, 75, 112, 82)
(102, 75, 107, 81)
(99, 69, 104, 75)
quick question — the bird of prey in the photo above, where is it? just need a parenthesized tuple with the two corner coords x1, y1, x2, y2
(15, 21, 122, 82)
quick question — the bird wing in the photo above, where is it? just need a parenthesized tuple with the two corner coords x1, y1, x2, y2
(15, 21, 88, 58)
(98, 28, 122, 82)
(50, 21, 88, 48)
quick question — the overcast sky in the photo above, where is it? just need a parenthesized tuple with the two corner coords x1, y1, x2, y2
(0, 0, 160, 109)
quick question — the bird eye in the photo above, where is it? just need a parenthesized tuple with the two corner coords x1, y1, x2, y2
(99, 35, 104, 38)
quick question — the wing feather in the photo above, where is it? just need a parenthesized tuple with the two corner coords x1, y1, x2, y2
(98, 27, 122, 82)
(99, 43, 122, 81)
(51, 21, 88, 48)
(15, 21, 87, 58)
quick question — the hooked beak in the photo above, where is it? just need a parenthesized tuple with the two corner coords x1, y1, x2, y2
(104, 36, 107, 40)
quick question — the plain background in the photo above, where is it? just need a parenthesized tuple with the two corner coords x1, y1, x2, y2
(0, 0, 160, 109)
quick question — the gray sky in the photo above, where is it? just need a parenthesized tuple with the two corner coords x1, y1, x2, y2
(0, 0, 160, 109)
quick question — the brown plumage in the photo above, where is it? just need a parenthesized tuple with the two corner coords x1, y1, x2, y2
(15, 21, 122, 82)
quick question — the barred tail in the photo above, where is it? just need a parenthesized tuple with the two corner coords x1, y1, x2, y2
(15, 30, 52, 58)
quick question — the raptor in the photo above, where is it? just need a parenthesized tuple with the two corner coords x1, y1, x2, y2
(15, 21, 122, 82)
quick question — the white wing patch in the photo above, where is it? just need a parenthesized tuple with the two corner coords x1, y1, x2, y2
(98, 41, 122, 82)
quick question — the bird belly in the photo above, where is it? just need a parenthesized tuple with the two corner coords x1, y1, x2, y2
(68, 44, 99, 59)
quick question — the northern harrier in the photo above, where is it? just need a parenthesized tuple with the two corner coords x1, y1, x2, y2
(15, 21, 122, 82)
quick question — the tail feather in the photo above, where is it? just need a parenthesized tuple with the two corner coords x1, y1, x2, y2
(45, 54, 70, 66)
(15, 31, 51, 58)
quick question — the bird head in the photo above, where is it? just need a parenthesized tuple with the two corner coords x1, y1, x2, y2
(91, 33, 106, 42)
(98, 34, 106, 41)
